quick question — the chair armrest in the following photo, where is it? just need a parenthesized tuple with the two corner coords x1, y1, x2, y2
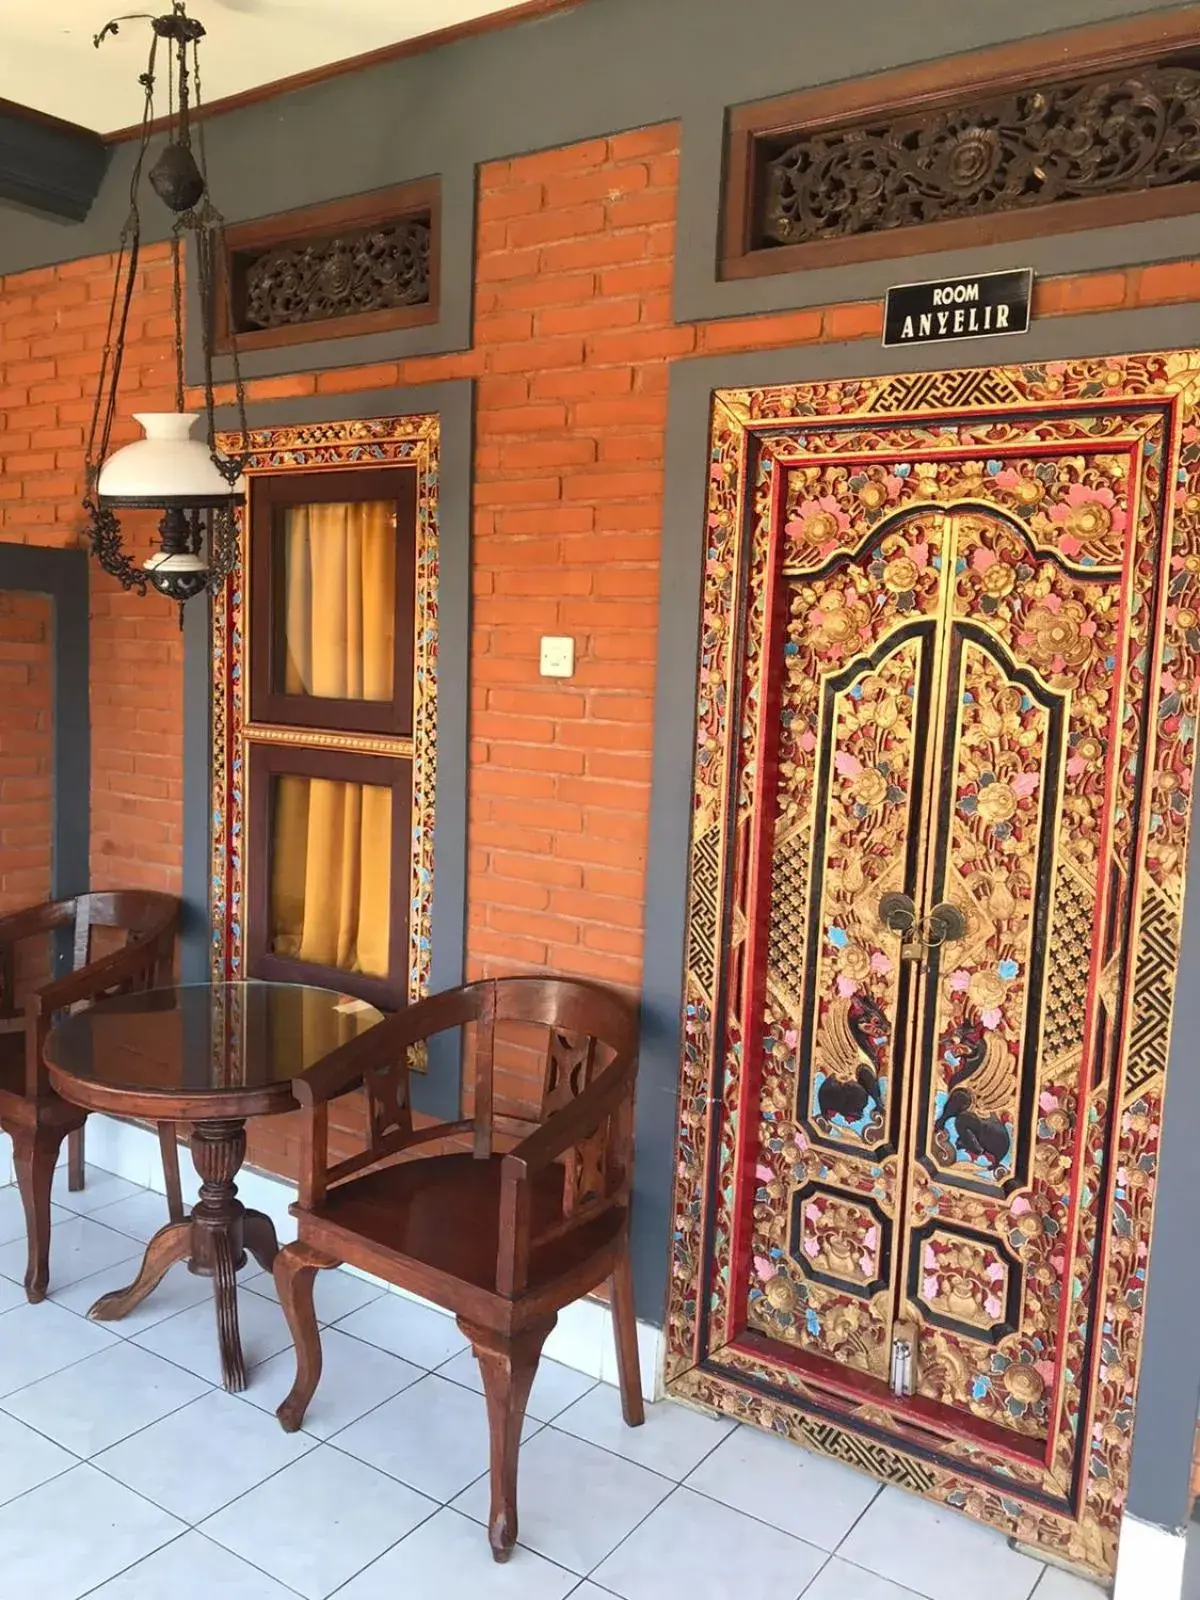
(34, 937, 159, 1014)
(0, 903, 71, 950)
(502, 1050, 636, 1180)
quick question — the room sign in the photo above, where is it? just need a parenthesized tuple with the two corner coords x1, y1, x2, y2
(883, 268, 1033, 348)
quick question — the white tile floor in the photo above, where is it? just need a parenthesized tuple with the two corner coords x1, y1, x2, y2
(0, 1164, 1108, 1600)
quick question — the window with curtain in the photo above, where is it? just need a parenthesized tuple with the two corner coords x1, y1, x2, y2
(244, 468, 418, 1009)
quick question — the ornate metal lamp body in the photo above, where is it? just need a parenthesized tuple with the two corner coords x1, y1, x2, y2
(83, 3, 249, 618)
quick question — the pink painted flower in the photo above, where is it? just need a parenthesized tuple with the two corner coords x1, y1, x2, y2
(1048, 482, 1127, 548)
(797, 730, 816, 753)
(787, 496, 851, 551)
(1039, 1090, 1059, 1113)
(870, 950, 894, 975)
(1067, 756, 1087, 778)
(923, 1275, 940, 1299)
(948, 969, 970, 993)
(985, 1296, 1002, 1319)
(834, 751, 862, 779)
(986, 1261, 1006, 1282)
(835, 975, 860, 998)
(756, 1164, 773, 1183)
(971, 545, 997, 574)
(1010, 1196, 1031, 1216)
(981, 1007, 1003, 1030)
(863, 1227, 878, 1251)
(1011, 771, 1040, 798)
(803, 1237, 820, 1258)
(754, 1255, 774, 1281)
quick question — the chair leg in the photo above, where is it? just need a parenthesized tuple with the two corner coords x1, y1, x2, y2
(274, 1241, 338, 1432)
(609, 1244, 645, 1427)
(67, 1124, 85, 1192)
(11, 1122, 70, 1303)
(157, 1122, 184, 1224)
(459, 1314, 556, 1563)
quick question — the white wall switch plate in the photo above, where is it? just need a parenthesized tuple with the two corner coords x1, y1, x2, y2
(539, 635, 575, 678)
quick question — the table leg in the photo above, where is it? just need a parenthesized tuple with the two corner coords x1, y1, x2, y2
(88, 1221, 192, 1321)
(188, 1119, 252, 1393)
(83, 1117, 263, 1392)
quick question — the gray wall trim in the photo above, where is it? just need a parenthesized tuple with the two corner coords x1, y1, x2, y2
(201, 379, 473, 1120)
(184, 168, 475, 386)
(3, 1, 1199, 327)
(0, 544, 90, 917)
(640, 301, 1200, 1535)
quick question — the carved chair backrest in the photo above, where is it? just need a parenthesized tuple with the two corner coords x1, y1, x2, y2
(352, 977, 638, 1199)
(0, 892, 179, 1018)
(0, 892, 180, 1098)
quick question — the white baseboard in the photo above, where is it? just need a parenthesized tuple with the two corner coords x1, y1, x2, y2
(1113, 1514, 1187, 1600)
(84, 1114, 664, 1400)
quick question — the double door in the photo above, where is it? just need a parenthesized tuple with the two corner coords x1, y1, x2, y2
(665, 356, 1200, 1576)
(749, 499, 1097, 1449)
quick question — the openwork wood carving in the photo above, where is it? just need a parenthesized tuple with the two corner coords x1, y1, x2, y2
(239, 218, 431, 332)
(759, 62, 1200, 248)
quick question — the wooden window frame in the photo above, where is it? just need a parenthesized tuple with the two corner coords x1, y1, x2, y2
(248, 465, 418, 738)
(215, 178, 440, 354)
(245, 741, 413, 1011)
(721, 8, 1200, 281)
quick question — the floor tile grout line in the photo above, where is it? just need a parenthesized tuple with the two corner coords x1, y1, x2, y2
(73, 1527, 195, 1600)
(830, 1478, 884, 1556)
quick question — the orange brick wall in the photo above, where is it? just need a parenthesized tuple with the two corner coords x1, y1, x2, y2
(0, 590, 54, 1003)
(0, 590, 53, 911)
(4, 120, 1200, 1170)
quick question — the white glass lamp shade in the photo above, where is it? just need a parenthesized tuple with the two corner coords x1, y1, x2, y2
(96, 412, 245, 508)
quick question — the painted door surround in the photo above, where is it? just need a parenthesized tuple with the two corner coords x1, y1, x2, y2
(664, 351, 1200, 1577)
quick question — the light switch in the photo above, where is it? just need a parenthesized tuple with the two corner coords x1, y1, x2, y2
(539, 635, 575, 678)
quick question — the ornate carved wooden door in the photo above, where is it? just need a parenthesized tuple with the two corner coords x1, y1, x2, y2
(666, 355, 1200, 1578)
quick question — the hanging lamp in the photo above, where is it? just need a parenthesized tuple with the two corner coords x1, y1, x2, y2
(83, 2, 249, 619)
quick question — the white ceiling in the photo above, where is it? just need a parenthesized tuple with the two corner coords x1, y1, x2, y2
(0, 0, 526, 134)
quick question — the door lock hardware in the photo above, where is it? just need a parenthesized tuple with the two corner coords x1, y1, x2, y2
(877, 895, 968, 964)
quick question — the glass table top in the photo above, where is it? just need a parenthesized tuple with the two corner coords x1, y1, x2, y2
(47, 981, 383, 1097)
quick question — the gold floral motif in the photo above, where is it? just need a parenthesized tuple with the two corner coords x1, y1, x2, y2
(883, 555, 920, 593)
(979, 562, 1016, 599)
(1023, 600, 1094, 670)
(806, 590, 870, 651)
(850, 768, 889, 808)
(967, 970, 1007, 1009)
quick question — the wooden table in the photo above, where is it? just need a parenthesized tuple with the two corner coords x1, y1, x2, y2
(45, 981, 382, 1391)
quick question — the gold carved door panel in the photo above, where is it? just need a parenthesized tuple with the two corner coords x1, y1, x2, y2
(667, 355, 1200, 1579)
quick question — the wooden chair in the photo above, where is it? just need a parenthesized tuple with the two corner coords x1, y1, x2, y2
(273, 976, 643, 1561)
(0, 890, 185, 1301)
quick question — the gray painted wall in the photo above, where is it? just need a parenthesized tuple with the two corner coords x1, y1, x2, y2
(0, 545, 90, 961)
(2, 0, 1199, 354)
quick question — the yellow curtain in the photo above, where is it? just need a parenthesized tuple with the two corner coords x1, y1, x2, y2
(269, 501, 395, 980)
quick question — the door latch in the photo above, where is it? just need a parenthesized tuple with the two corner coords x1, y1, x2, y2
(890, 1321, 918, 1397)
